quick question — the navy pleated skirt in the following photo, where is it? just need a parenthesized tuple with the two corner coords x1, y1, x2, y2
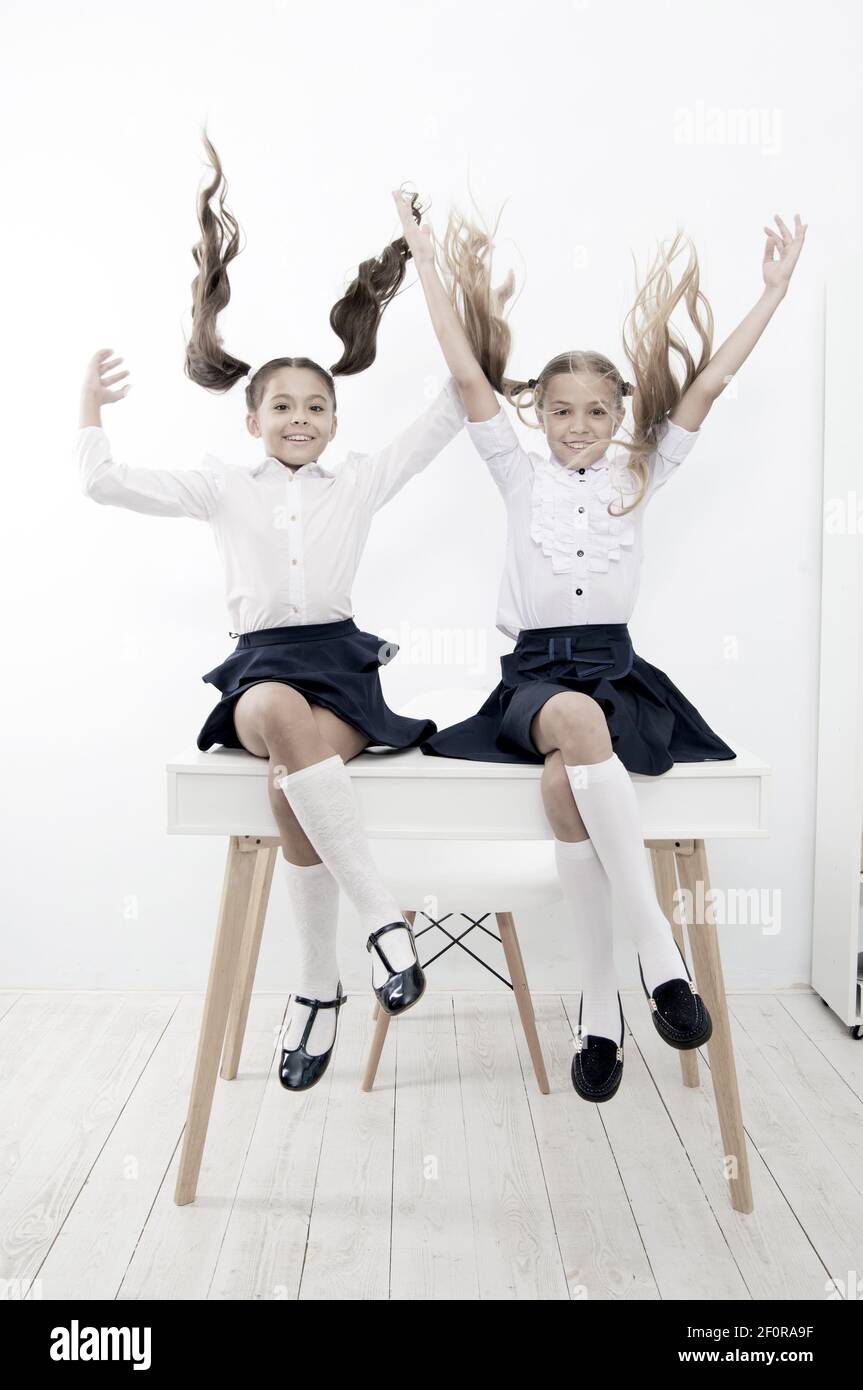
(197, 618, 434, 753)
(421, 622, 737, 777)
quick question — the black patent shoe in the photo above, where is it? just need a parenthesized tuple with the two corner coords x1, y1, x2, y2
(571, 993, 625, 1103)
(278, 981, 347, 1092)
(366, 921, 426, 1016)
(638, 942, 713, 1050)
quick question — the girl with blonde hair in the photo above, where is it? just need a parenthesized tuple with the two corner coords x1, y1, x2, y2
(393, 189, 806, 1101)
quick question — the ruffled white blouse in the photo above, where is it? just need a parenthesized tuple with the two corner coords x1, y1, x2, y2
(465, 405, 700, 638)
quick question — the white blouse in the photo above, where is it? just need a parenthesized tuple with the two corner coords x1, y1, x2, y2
(76, 376, 468, 636)
(464, 406, 701, 638)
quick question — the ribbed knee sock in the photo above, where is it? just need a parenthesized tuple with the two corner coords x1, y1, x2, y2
(563, 752, 688, 996)
(554, 837, 621, 1041)
(281, 858, 341, 1056)
(277, 755, 416, 986)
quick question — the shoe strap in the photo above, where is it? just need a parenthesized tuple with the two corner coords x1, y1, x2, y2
(287, 983, 346, 1052)
(292, 991, 347, 1010)
(366, 921, 415, 975)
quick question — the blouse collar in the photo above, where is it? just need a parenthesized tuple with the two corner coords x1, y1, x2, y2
(250, 454, 335, 480)
(544, 443, 611, 475)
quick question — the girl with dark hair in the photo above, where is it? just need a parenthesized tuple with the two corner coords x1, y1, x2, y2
(392, 189, 806, 1102)
(75, 133, 469, 1093)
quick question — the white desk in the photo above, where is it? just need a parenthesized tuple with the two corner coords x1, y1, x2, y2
(167, 744, 770, 841)
(167, 743, 770, 1215)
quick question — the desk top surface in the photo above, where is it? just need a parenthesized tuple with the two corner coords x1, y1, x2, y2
(167, 744, 770, 782)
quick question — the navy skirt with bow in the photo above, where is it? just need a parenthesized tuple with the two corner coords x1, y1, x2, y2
(421, 622, 736, 776)
(197, 618, 434, 753)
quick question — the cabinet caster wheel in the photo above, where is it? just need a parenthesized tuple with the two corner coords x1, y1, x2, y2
(851, 1025, 863, 1041)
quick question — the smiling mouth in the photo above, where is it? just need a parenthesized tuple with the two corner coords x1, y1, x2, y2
(283, 435, 314, 444)
(564, 441, 593, 451)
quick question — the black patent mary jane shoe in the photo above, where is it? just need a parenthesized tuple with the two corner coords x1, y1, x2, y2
(366, 921, 426, 1016)
(571, 993, 625, 1103)
(638, 943, 713, 1051)
(279, 982, 347, 1092)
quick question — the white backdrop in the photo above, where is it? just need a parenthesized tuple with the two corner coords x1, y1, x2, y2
(1, 0, 858, 995)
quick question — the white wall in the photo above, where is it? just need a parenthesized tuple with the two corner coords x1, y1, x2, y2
(2, 0, 859, 995)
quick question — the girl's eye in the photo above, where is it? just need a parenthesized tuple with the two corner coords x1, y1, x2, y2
(591, 407, 607, 416)
(274, 403, 325, 412)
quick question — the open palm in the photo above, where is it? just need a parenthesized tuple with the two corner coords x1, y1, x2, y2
(763, 212, 807, 290)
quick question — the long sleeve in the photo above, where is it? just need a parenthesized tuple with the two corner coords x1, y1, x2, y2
(647, 416, 701, 497)
(352, 375, 469, 513)
(463, 404, 529, 495)
(77, 425, 222, 521)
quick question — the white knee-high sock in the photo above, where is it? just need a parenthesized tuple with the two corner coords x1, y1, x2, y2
(563, 753, 687, 997)
(554, 837, 621, 1042)
(281, 858, 341, 1056)
(277, 755, 416, 985)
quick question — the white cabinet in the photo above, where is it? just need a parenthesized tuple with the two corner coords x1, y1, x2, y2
(812, 259, 863, 1038)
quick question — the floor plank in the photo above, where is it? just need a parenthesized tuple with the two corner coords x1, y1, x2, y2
(3, 989, 861, 1301)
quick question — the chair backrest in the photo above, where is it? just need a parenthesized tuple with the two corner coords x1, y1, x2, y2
(397, 688, 490, 725)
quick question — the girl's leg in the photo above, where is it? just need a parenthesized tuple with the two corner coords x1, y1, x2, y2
(532, 692, 690, 996)
(233, 684, 370, 1054)
(539, 747, 620, 1042)
(234, 682, 416, 988)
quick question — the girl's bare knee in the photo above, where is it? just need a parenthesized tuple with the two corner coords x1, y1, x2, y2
(234, 681, 313, 755)
(534, 692, 610, 761)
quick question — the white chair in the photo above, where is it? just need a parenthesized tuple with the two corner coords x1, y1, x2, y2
(166, 689, 770, 1215)
(360, 690, 558, 1095)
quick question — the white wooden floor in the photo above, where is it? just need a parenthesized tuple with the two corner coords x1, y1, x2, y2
(1, 987, 862, 1301)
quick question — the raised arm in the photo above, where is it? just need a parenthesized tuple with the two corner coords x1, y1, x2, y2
(669, 213, 807, 432)
(77, 349, 221, 520)
(392, 189, 501, 423)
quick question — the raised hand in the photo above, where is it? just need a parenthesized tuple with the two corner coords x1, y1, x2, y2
(762, 213, 807, 291)
(81, 348, 131, 406)
(392, 187, 435, 269)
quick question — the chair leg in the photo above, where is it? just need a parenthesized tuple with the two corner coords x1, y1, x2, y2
(361, 1009, 393, 1091)
(650, 848, 700, 1090)
(221, 841, 278, 1080)
(360, 909, 413, 1091)
(496, 912, 550, 1095)
(674, 839, 754, 1215)
(174, 836, 259, 1206)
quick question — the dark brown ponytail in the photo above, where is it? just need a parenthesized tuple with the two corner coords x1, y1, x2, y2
(184, 131, 423, 413)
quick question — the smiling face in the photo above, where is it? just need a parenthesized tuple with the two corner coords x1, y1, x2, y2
(540, 371, 623, 469)
(246, 365, 338, 469)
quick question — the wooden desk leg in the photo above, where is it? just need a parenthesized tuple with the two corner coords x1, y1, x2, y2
(674, 839, 754, 1216)
(361, 909, 414, 1091)
(496, 912, 550, 1095)
(174, 836, 258, 1206)
(649, 848, 700, 1090)
(222, 841, 278, 1080)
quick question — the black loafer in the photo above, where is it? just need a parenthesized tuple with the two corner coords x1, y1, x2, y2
(279, 981, 347, 1092)
(571, 992, 625, 1102)
(366, 921, 426, 1016)
(638, 943, 713, 1050)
